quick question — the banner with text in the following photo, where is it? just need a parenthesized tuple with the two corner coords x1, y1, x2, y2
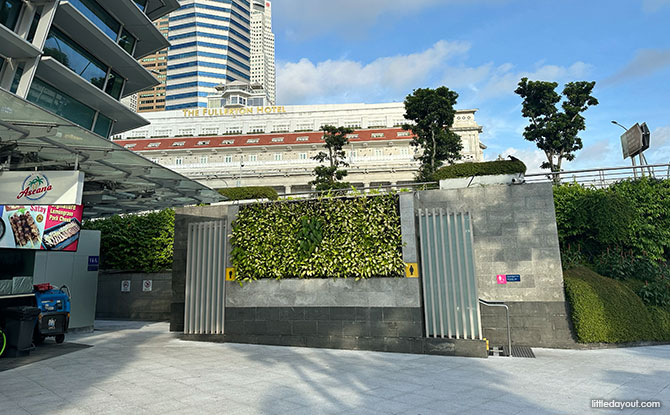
(0, 205, 84, 251)
(0, 171, 84, 205)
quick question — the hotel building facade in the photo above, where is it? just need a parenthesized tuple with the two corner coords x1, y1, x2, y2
(113, 102, 486, 193)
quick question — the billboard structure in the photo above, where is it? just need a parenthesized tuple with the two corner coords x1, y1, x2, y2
(0, 205, 83, 252)
(620, 123, 651, 159)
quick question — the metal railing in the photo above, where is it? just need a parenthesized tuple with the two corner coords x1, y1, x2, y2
(479, 299, 511, 357)
(524, 163, 670, 187)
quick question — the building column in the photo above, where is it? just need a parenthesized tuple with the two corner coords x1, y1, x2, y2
(284, 185, 292, 194)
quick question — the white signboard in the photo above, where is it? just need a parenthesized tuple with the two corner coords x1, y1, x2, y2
(142, 280, 153, 292)
(121, 280, 131, 292)
(620, 124, 650, 159)
(0, 171, 84, 205)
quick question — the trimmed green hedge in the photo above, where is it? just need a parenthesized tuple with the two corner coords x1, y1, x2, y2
(218, 186, 278, 201)
(230, 194, 404, 281)
(564, 266, 669, 343)
(82, 209, 174, 272)
(431, 159, 527, 180)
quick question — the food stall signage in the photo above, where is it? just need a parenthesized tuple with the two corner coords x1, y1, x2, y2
(0, 171, 84, 205)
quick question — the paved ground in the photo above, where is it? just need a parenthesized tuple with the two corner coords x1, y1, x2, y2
(1, 321, 669, 415)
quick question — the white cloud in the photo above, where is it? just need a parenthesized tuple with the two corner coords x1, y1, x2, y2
(653, 126, 670, 147)
(604, 49, 670, 85)
(277, 40, 593, 105)
(642, 0, 670, 12)
(276, 40, 471, 104)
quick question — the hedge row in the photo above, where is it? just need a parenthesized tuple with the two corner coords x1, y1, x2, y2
(82, 209, 174, 273)
(230, 194, 404, 281)
(555, 178, 670, 261)
(218, 186, 279, 201)
(431, 159, 527, 181)
(564, 266, 670, 343)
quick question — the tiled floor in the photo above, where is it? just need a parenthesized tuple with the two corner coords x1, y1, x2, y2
(1, 320, 668, 414)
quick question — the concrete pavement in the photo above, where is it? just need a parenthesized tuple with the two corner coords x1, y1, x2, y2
(1, 320, 668, 415)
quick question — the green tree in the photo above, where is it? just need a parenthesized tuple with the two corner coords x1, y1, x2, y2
(310, 125, 354, 191)
(515, 78, 599, 182)
(402, 87, 463, 181)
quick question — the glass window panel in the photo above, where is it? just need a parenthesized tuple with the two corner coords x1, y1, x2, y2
(93, 113, 113, 138)
(44, 27, 108, 90)
(27, 10, 41, 43)
(105, 71, 124, 100)
(27, 77, 96, 130)
(68, 0, 120, 41)
(119, 29, 136, 55)
(9, 63, 23, 93)
(134, 0, 147, 12)
(0, 0, 22, 31)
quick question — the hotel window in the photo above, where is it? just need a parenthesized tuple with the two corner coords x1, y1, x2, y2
(371, 133, 385, 138)
(150, 158, 159, 163)
(147, 142, 160, 148)
(222, 139, 235, 145)
(347, 134, 359, 139)
(153, 129, 171, 137)
(400, 147, 410, 156)
(175, 157, 183, 165)
(344, 121, 361, 129)
(178, 128, 195, 137)
(197, 140, 210, 146)
(224, 155, 233, 163)
(124, 144, 136, 149)
(172, 142, 185, 147)
(0, 0, 22, 30)
(247, 138, 259, 144)
(274, 153, 283, 161)
(296, 136, 309, 142)
(227, 126, 242, 134)
(271, 137, 284, 143)
(296, 124, 312, 131)
(272, 124, 289, 133)
(375, 149, 383, 157)
(299, 153, 307, 160)
(368, 120, 386, 128)
(249, 154, 258, 162)
(201, 127, 219, 136)
(250, 125, 265, 133)
(200, 156, 208, 164)
(397, 131, 411, 137)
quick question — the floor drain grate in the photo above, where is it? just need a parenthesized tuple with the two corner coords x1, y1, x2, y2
(489, 346, 536, 358)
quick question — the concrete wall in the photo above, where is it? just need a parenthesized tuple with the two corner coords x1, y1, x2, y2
(96, 272, 172, 321)
(412, 183, 573, 347)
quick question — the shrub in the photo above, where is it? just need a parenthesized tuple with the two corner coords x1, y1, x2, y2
(638, 276, 670, 307)
(83, 209, 174, 272)
(431, 159, 526, 181)
(230, 194, 404, 281)
(564, 266, 657, 343)
(218, 186, 278, 201)
(649, 307, 670, 341)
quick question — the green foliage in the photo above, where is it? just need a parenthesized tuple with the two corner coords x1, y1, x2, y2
(592, 251, 663, 282)
(218, 186, 278, 201)
(82, 209, 175, 272)
(649, 307, 670, 341)
(402, 86, 463, 181)
(431, 159, 526, 181)
(515, 78, 598, 177)
(230, 194, 404, 281)
(554, 179, 670, 261)
(639, 275, 670, 307)
(564, 267, 657, 343)
(310, 125, 354, 191)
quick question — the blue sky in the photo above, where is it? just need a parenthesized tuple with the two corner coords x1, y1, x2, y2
(271, 0, 670, 172)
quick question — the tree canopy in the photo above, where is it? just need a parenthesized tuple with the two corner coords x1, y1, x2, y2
(310, 125, 354, 191)
(515, 78, 599, 178)
(402, 86, 463, 181)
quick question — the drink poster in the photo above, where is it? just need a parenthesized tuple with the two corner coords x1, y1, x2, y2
(0, 205, 84, 251)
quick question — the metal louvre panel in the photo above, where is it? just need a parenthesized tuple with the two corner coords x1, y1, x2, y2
(417, 209, 481, 340)
(184, 221, 226, 335)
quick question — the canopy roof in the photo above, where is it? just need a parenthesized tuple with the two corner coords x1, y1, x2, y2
(0, 89, 224, 218)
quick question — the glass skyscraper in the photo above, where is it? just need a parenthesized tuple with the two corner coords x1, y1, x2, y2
(165, 0, 252, 110)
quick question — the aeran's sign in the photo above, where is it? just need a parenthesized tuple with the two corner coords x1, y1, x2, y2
(0, 171, 84, 205)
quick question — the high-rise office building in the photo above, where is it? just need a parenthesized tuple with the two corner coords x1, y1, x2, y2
(0, 0, 178, 137)
(250, 0, 276, 105)
(136, 16, 169, 112)
(165, 0, 252, 111)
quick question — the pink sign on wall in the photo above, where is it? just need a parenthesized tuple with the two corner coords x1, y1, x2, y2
(0, 205, 84, 251)
(497, 274, 507, 285)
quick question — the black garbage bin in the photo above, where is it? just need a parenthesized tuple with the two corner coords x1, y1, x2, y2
(3, 306, 40, 357)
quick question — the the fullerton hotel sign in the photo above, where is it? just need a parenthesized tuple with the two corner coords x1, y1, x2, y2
(182, 106, 288, 117)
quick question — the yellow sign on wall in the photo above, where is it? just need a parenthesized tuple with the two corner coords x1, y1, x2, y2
(405, 263, 419, 278)
(225, 268, 236, 281)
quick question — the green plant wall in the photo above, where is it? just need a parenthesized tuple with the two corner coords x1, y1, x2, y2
(230, 194, 404, 280)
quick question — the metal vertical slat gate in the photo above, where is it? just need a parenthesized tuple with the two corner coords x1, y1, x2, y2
(417, 209, 482, 340)
(184, 221, 226, 335)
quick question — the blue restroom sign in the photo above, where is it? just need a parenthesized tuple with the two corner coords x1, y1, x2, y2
(88, 256, 99, 271)
(506, 274, 521, 282)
